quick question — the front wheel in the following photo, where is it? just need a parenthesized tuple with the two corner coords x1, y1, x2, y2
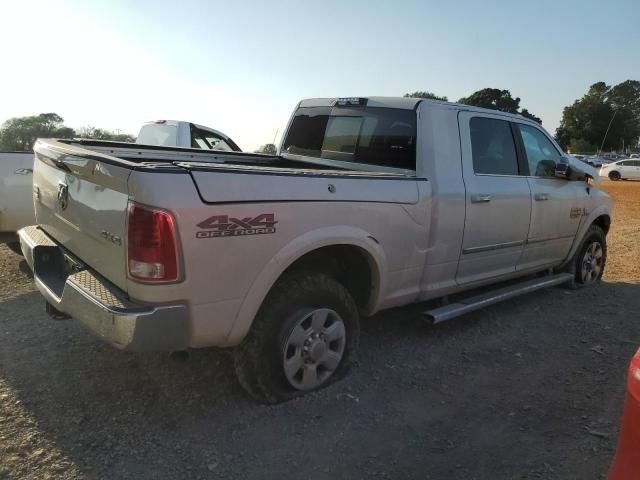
(234, 272, 360, 404)
(609, 171, 621, 181)
(571, 225, 607, 287)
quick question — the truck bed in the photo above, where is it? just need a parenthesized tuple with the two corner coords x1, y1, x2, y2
(41, 139, 414, 176)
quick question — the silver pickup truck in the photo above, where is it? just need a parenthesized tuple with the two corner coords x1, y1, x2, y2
(19, 97, 612, 403)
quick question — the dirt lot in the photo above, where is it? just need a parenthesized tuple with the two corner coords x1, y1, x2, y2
(1, 180, 639, 480)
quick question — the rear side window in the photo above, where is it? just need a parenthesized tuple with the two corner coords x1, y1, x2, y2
(470, 117, 519, 175)
(283, 106, 416, 170)
(518, 124, 562, 176)
(191, 128, 234, 152)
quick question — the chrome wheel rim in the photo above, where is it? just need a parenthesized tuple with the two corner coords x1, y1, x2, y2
(282, 308, 346, 391)
(580, 241, 603, 284)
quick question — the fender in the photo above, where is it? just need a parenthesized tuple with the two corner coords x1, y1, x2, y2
(562, 203, 611, 266)
(224, 226, 388, 346)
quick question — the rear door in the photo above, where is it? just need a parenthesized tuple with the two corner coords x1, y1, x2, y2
(455, 112, 531, 285)
(514, 123, 587, 270)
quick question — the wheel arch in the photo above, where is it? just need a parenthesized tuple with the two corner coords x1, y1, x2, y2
(591, 213, 611, 235)
(561, 207, 611, 269)
(224, 226, 387, 346)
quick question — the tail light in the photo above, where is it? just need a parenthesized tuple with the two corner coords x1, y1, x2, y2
(628, 349, 640, 402)
(127, 202, 180, 282)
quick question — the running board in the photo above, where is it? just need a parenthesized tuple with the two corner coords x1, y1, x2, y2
(424, 273, 574, 324)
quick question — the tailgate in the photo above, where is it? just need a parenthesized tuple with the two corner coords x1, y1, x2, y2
(33, 141, 131, 290)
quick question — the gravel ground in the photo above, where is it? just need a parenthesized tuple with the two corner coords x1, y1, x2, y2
(1, 179, 639, 480)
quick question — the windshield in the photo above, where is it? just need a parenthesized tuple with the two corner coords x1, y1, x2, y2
(283, 106, 417, 171)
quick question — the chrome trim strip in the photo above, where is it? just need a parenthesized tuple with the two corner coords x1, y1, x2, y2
(462, 240, 524, 255)
(526, 234, 575, 245)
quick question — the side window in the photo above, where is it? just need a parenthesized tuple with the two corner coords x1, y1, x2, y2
(518, 124, 562, 177)
(470, 117, 519, 175)
(191, 128, 233, 151)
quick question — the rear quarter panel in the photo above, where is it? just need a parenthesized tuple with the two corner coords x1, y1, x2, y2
(127, 170, 431, 347)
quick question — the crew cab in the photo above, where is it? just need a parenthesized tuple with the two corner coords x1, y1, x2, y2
(1, 121, 239, 252)
(19, 97, 612, 403)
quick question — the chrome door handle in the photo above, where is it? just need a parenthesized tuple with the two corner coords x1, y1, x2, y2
(471, 194, 491, 203)
(534, 193, 549, 201)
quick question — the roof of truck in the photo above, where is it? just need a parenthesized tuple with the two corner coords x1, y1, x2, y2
(297, 97, 540, 125)
(299, 97, 422, 110)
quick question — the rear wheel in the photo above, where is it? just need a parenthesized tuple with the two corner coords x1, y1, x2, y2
(609, 171, 621, 181)
(234, 271, 360, 404)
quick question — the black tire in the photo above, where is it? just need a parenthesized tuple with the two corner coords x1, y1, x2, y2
(566, 225, 607, 288)
(6, 242, 22, 256)
(234, 271, 360, 404)
(609, 171, 621, 181)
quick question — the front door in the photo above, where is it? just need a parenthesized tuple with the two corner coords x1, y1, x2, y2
(627, 160, 640, 179)
(514, 123, 587, 270)
(456, 112, 531, 285)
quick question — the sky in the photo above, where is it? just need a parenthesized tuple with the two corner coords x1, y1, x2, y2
(1, 0, 639, 152)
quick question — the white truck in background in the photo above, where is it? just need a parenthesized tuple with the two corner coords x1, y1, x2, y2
(1, 121, 241, 252)
(0, 151, 36, 253)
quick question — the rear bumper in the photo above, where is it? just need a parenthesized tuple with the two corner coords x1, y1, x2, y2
(18, 225, 190, 352)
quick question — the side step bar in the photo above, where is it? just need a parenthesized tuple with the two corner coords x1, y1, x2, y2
(424, 273, 574, 324)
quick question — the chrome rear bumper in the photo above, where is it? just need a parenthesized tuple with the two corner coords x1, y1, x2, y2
(18, 225, 189, 352)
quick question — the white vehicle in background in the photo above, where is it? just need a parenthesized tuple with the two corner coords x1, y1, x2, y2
(0, 121, 240, 253)
(137, 120, 241, 152)
(0, 151, 36, 253)
(600, 159, 640, 181)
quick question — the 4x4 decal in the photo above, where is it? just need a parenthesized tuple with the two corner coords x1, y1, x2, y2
(196, 213, 278, 238)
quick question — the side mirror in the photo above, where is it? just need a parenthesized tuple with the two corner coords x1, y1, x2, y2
(533, 159, 564, 177)
(554, 157, 570, 179)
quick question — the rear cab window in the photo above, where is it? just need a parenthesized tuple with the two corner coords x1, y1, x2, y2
(282, 101, 417, 173)
(137, 123, 178, 147)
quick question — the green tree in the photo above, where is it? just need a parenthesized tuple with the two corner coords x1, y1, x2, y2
(0, 113, 75, 151)
(404, 91, 448, 101)
(458, 88, 542, 124)
(568, 138, 598, 154)
(555, 81, 640, 152)
(519, 109, 542, 124)
(77, 126, 135, 142)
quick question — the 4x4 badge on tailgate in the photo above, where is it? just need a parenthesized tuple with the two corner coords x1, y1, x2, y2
(196, 213, 277, 239)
